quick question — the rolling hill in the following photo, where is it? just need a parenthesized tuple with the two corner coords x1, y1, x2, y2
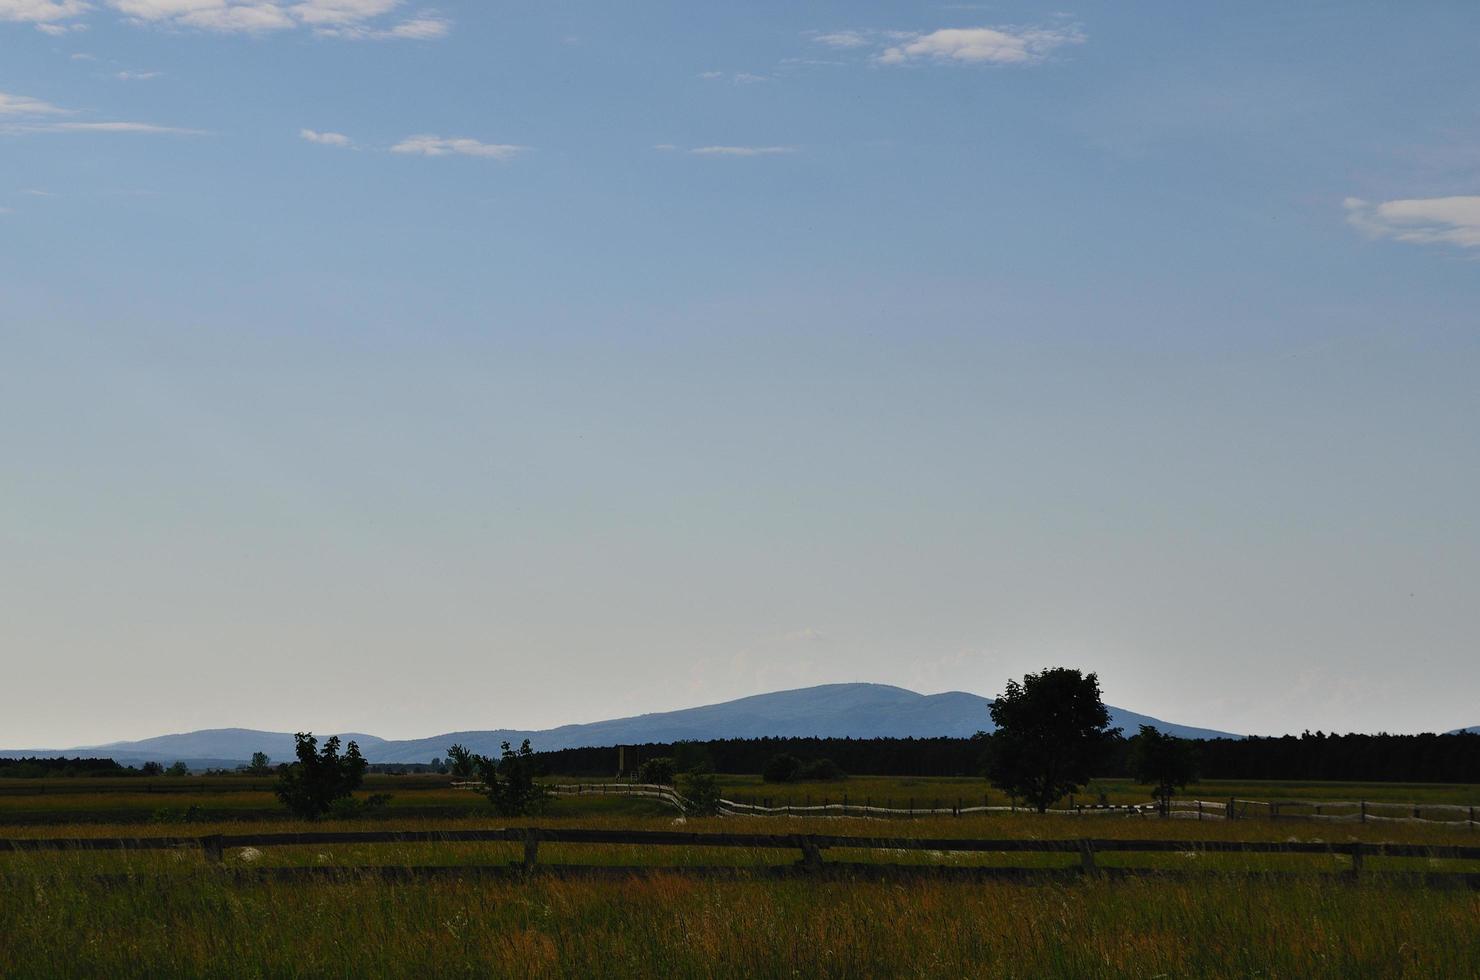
(1, 683, 1240, 767)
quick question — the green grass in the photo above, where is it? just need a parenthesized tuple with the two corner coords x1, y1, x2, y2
(1, 865, 1476, 978)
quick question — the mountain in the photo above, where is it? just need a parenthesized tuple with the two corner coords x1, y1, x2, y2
(1, 683, 1240, 767)
(1448, 726, 1480, 735)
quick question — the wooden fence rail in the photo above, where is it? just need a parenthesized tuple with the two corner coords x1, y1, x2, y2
(5, 827, 1480, 884)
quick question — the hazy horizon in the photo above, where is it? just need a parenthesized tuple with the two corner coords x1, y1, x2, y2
(4, 2, 1478, 746)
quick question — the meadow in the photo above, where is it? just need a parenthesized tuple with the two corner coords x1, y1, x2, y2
(3, 776, 1479, 977)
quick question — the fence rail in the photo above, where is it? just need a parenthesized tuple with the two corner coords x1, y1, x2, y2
(546, 783, 1480, 828)
(4, 827, 1480, 885)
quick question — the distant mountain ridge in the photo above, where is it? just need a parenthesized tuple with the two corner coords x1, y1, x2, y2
(1, 683, 1240, 767)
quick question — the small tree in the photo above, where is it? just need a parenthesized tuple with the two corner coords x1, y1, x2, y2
(679, 766, 722, 816)
(638, 757, 677, 786)
(1129, 725, 1198, 815)
(446, 743, 478, 781)
(275, 733, 368, 820)
(247, 752, 271, 775)
(474, 740, 548, 816)
(984, 667, 1121, 813)
(166, 761, 190, 777)
(762, 753, 803, 784)
(140, 761, 164, 776)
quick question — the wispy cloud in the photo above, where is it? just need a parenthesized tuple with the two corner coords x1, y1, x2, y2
(0, 0, 89, 25)
(879, 25, 1085, 66)
(70, 0, 451, 39)
(115, 70, 162, 80)
(0, 92, 70, 116)
(812, 30, 869, 49)
(37, 121, 203, 133)
(390, 135, 526, 160)
(1345, 196, 1480, 250)
(698, 70, 769, 84)
(300, 127, 353, 147)
(690, 145, 796, 157)
(1, 94, 200, 134)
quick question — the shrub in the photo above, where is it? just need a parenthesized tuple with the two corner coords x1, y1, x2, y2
(247, 752, 271, 776)
(475, 740, 548, 817)
(762, 754, 803, 783)
(800, 758, 847, 782)
(1129, 725, 1199, 814)
(166, 761, 189, 777)
(275, 733, 368, 821)
(679, 767, 722, 816)
(638, 757, 677, 786)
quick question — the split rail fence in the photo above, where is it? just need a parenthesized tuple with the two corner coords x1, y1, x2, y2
(546, 783, 1480, 829)
(3, 827, 1478, 886)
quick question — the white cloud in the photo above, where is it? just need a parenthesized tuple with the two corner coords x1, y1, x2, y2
(115, 69, 162, 80)
(1345, 196, 1480, 250)
(390, 135, 526, 160)
(0, 92, 69, 115)
(690, 145, 796, 157)
(35, 19, 87, 32)
(652, 143, 677, 151)
(39, 120, 203, 133)
(100, 0, 447, 38)
(300, 127, 352, 146)
(0, 0, 89, 24)
(813, 30, 868, 48)
(699, 70, 769, 84)
(879, 25, 1084, 66)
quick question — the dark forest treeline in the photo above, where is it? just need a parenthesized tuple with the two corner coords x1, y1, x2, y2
(533, 732, 1480, 784)
(0, 757, 134, 778)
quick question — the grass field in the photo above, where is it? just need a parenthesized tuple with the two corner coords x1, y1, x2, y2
(3, 777, 1478, 976)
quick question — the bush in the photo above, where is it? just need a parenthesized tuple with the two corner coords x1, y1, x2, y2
(275, 733, 368, 821)
(475, 740, 548, 817)
(446, 744, 478, 781)
(328, 793, 394, 820)
(638, 757, 677, 786)
(762, 754, 803, 783)
(679, 767, 722, 816)
(800, 758, 847, 782)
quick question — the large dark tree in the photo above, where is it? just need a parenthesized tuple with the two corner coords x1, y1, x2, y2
(984, 667, 1121, 812)
(1129, 725, 1199, 814)
(275, 733, 368, 820)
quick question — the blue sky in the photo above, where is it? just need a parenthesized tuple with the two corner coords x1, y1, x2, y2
(3, 2, 1479, 745)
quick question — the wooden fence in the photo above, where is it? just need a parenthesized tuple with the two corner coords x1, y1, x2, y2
(3, 827, 1479, 886)
(547, 783, 1480, 828)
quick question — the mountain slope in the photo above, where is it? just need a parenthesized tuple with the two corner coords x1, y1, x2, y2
(1, 683, 1240, 766)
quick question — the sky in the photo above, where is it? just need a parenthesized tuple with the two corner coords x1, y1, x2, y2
(2, 1, 1478, 747)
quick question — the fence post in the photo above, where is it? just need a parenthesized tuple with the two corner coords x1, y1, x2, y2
(1360, 800, 1367, 823)
(1227, 797, 1234, 821)
(798, 835, 824, 872)
(522, 828, 539, 872)
(1271, 802, 1278, 821)
(909, 798, 914, 819)
(1349, 843, 1364, 878)
(1078, 839, 1098, 876)
(201, 835, 223, 864)
(956, 797, 962, 817)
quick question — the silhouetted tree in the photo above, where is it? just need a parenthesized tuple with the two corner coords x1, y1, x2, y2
(984, 667, 1121, 812)
(446, 743, 478, 781)
(247, 752, 271, 775)
(1129, 725, 1199, 814)
(166, 761, 189, 777)
(475, 740, 548, 816)
(275, 733, 368, 820)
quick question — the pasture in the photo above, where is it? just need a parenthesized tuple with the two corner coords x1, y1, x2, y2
(3, 775, 1479, 977)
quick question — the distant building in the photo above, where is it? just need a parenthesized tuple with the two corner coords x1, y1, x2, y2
(616, 745, 640, 778)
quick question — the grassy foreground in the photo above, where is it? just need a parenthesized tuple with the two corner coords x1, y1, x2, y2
(2, 868, 1477, 978)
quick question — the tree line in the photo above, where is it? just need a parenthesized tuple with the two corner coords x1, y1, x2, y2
(530, 725, 1480, 784)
